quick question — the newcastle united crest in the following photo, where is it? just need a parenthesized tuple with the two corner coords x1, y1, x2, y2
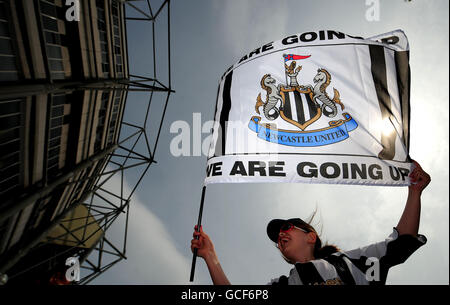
(249, 54, 358, 147)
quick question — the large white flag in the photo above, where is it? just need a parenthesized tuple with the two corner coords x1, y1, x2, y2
(205, 30, 413, 186)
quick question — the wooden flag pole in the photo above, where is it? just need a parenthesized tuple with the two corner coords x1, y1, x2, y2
(189, 185, 207, 282)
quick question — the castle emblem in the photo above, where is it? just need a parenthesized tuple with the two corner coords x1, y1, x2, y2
(249, 54, 358, 147)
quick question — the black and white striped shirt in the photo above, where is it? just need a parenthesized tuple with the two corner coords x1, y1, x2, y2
(269, 228, 427, 285)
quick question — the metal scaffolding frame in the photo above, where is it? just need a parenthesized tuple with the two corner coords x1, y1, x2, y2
(0, 0, 172, 285)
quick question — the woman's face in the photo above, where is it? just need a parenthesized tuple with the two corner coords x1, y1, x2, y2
(277, 226, 315, 262)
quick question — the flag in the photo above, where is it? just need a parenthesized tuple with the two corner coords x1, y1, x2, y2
(205, 30, 413, 186)
(283, 54, 311, 61)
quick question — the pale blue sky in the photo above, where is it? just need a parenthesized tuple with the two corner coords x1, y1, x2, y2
(90, 0, 448, 284)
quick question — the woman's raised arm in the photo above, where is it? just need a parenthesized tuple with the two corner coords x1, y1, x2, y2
(191, 226, 231, 285)
(396, 160, 431, 236)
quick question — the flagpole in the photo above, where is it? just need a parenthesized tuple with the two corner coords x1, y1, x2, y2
(283, 54, 288, 86)
(189, 185, 207, 282)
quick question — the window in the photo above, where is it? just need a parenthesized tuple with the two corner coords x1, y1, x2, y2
(0, 56, 17, 70)
(0, 20, 10, 37)
(0, 128, 19, 144)
(94, 92, 109, 152)
(0, 1, 20, 81)
(50, 126, 62, 138)
(0, 100, 20, 115)
(45, 32, 61, 46)
(0, 138, 20, 156)
(111, 1, 123, 77)
(0, 1, 6, 20)
(51, 72, 65, 80)
(1, 152, 19, 167)
(96, 0, 110, 78)
(51, 105, 64, 117)
(0, 38, 19, 81)
(48, 146, 59, 159)
(0, 98, 24, 196)
(0, 175, 19, 195)
(49, 137, 60, 148)
(39, 1, 56, 17)
(0, 71, 18, 81)
(107, 95, 122, 144)
(52, 95, 66, 105)
(50, 116, 63, 128)
(42, 15, 58, 32)
(46, 45, 62, 59)
(49, 59, 63, 71)
(46, 94, 67, 178)
(0, 37, 13, 54)
(39, 0, 70, 79)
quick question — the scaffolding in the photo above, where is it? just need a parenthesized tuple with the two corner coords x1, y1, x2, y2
(0, 0, 173, 285)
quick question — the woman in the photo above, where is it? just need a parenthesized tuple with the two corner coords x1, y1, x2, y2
(191, 160, 431, 285)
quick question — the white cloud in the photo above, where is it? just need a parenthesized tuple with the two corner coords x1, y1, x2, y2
(86, 171, 204, 285)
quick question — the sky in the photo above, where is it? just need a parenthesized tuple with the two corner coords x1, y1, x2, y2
(89, 0, 449, 285)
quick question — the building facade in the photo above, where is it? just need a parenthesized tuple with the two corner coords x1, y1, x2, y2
(0, 0, 129, 283)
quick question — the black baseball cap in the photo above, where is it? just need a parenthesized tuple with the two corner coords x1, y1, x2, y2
(266, 218, 314, 243)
